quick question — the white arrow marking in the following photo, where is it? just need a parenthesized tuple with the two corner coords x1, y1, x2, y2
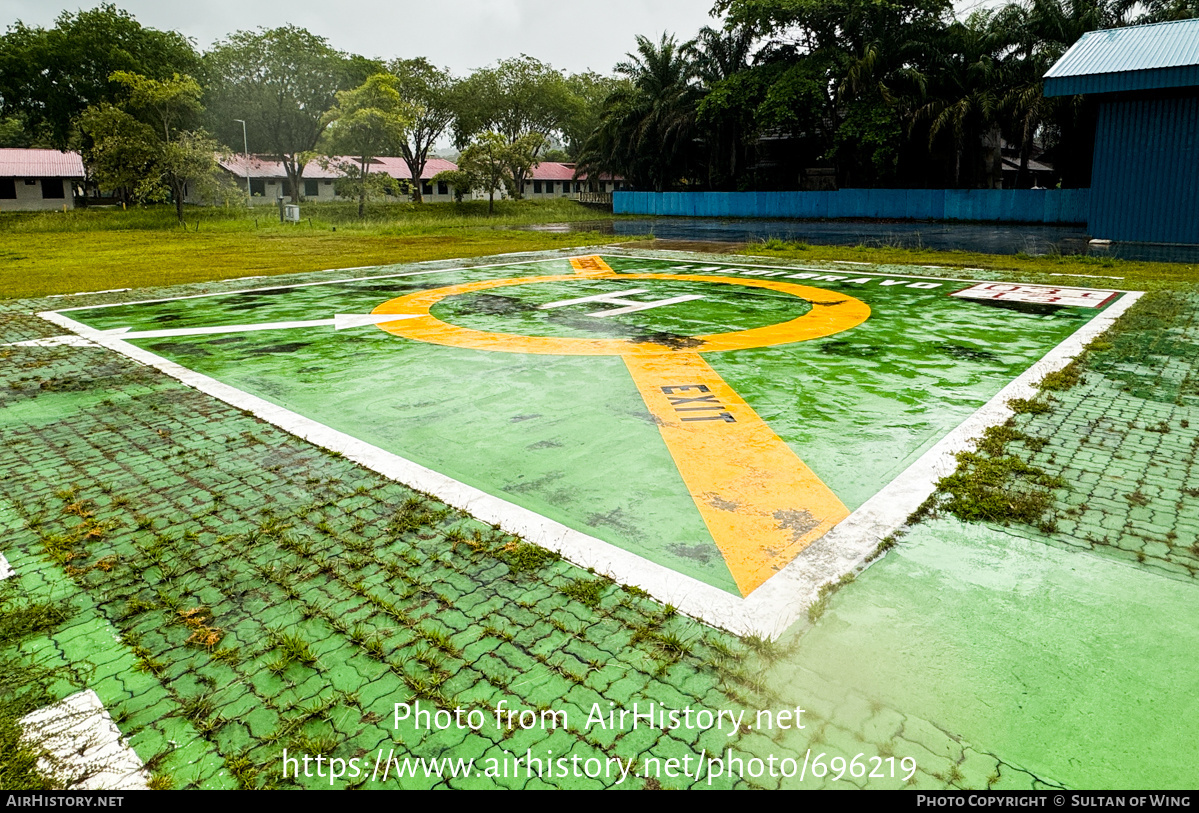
(332, 313, 419, 330)
(86, 313, 419, 341)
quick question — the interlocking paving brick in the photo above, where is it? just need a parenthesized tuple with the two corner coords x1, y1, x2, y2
(6, 255, 1195, 789)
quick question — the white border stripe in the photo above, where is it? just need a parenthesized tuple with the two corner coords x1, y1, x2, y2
(40, 253, 1144, 638)
(41, 309, 758, 634)
(746, 288, 1144, 637)
(19, 689, 149, 790)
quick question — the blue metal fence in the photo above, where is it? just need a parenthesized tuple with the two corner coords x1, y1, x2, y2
(613, 189, 1091, 224)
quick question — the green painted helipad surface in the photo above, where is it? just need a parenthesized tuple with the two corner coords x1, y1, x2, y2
(48, 253, 1133, 613)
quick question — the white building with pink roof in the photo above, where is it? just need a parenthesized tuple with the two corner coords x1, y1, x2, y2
(200, 154, 467, 205)
(520, 162, 625, 199)
(0, 149, 86, 211)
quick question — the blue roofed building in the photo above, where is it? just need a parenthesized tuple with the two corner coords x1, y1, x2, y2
(1045, 18, 1199, 244)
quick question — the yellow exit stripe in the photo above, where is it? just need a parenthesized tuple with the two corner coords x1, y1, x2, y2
(623, 353, 850, 596)
(369, 256, 866, 595)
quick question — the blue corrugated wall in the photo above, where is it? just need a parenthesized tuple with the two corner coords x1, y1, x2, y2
(613, 189, 1091, 224)
(1089, 95, 1199, 244)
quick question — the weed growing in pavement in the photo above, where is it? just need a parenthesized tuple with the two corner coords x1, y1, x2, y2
(561, 578, 606, 609)
(268, 628, 319, 668)
(808, 573, 857, 624)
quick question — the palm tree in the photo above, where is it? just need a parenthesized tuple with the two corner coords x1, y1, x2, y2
(1137, 0, 1199, 21)
(689, 25, 757, 188)
(691, 25, 756, 86)
(998, 0, 1150, 188)
(916, 12, 1010, 187)
(577, 34, 701, 192)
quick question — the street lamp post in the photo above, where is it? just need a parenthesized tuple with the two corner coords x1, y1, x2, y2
(233, 119, 251, 206)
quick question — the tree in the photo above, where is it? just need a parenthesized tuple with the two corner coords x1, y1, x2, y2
(577, 34, 702, 192)
(717, 0, 951, 59)
(746, 56, 830, 150)
(80, 72, 230, 222)
(691, 25, 759, 188)
(453, 56, 576, 196)
(0, 4, 196, 149)
(436, 132, 518, 215)
(985, 2, 1056, 188)
(997, 0, 1146, 188)
(560, 72, 623, 159)
(714, 0, 951, 186)
(1137, 0, 1199, 20)
(320, 74, 415, 217)
(388, 58, 458, 203)
(916, 13, 1018, 186)
(78, 104, 159, 199)
(503, 132, 548, 200)
(203, 27, 378, 203)
(430, 167, 473, 203)
(0, 117, 37, 148)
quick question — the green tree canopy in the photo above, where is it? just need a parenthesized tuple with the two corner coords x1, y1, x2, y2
(320, 73, 415, 217)
(453, 56, 576, 196)
(388, 58, 458, 203)
(690, 25, 759, 189)
(80, 72, 230, 222)
(560, 72, 623, 160)
(202, 26, 379, 202)
(577, 34, 702, 192)
(0, 4, 196, 149)
(439, 131, 515, 215)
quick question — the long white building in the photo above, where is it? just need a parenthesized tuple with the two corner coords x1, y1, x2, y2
(201, 154, 466, 205)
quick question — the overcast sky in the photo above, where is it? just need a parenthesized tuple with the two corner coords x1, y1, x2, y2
(3, 0, 999, 77)
(1, 0, 730, 77)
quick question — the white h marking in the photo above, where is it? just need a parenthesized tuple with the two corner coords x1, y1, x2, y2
(538, 288, 704, 318)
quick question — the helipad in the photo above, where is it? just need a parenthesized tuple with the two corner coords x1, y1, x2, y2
(37, 251, 1139, 635)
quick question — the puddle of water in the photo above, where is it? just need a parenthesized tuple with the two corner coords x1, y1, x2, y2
(514, 218, 1199, 263)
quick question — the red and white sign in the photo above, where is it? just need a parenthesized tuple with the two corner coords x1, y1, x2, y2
(950, 283, 1118, 308)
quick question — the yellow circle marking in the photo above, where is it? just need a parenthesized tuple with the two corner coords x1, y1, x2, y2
(372, 273, 869, 355)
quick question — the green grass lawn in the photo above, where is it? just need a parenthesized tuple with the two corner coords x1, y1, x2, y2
(6, 200, 1199, 299)
(0, 199, 634, 299)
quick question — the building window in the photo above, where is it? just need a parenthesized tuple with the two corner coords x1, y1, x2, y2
(41, 178, 65, 199)
(533, 181, 542, 194)
(304, 179, 320, 197)
(250, 179, 265, 196)
(421, 181, 433, 195)
(0, 179, 15, 199)
(437, 181, 448, 195)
